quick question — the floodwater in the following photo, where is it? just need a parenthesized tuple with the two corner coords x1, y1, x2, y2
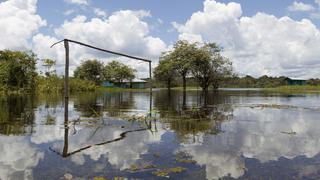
(1, 89, 320, 180)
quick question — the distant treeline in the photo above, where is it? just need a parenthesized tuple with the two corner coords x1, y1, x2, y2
(220, 75, 320, 88)
(154, 75, 320, 89)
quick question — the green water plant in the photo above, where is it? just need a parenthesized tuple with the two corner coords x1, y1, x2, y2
(93, 177, 107, 180)
(152, 166, 186, 177)
(143, 164, 157, 169)
(153, 170, 169, 177)
(130, 164, 140, 172)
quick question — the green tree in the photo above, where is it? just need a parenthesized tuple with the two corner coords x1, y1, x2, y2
(307, 78, 320, 86)
(190, 43, 233, 105)
(153, 53, 177, 90)
(74, 59, 104, 85)
(38, 59, 62, 93)
(104, 61, 136, 83)
(169, 40, 198, 107)
(205, 43, 233, 89)
(42, 59, 56, 77)
(0, 50, 38, 91)
(189, 45, 212, 96)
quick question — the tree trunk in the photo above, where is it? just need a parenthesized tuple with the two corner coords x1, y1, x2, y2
(213, 79, 219, 90)
(182, 76, 187, 109)
(167, 79, 171, 91)
(202, 85, 209, 108)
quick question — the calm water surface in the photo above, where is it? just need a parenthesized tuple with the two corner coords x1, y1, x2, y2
(1, 90, 320, 180)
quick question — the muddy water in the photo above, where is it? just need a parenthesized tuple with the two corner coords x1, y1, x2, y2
(1, 90, 320, 180)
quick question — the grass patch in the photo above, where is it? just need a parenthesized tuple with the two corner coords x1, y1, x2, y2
(97, 87, 149, 92)
(37, 77, 97, 93)
(267, 85, 320, 93)
(171, 87, 201, 91)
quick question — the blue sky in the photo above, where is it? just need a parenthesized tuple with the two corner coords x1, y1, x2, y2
(1, 0, 320, 78)
(36, 0, 320, 43)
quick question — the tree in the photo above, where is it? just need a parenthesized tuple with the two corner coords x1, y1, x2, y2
(104, 61, 136, 83)
(74, 59, 104, 85)
(42, 59, 56, 77)
(190, 43, 233, 105)
(190, 45, 212, 98)
(207, 44, 233, 89)
(170, 40, 198, 107)
(307, 78, 320, 86)
(0, 50, 38, 91)
(153, 53, 177, 90)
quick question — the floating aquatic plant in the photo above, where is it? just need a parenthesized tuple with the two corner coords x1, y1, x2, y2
(152, 166, 186, 177)
(93, 177, 106, 180)
(143, 164, 157, 169)
(174, 151, 197, 164)
(169, 167, 186, 173)
(152, 170, 169, 177)
(130, 164, 140, 171)
(176, 158, 197, 164)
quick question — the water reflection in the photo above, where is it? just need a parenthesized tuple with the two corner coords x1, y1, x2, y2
(0, 136, 44, 180)
(0, 90, 320, 179)
(154, 90, 234, 143)
(179, 106, 320, 179)
(50, 90, 155, 164)
(0, 95, 35, 135)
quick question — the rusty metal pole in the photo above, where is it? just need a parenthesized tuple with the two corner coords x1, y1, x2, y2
(63, 39, 69, 157)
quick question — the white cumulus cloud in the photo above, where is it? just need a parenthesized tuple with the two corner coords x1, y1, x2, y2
(288, 1, 315, 12)
(64, 0, 88, 5)
(174, 0, 320, 79)
(0, 0, 46, 50)
(33, 10, 167, 78)
(94, 8, 107, 18)
(0, 136, 44, 180)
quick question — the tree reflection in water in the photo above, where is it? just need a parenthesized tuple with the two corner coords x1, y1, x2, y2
(3, 90, 320, 179)
(0, 90, 236, 179)
(154, 90, 233, 143)
(0, 95, 35, 135)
